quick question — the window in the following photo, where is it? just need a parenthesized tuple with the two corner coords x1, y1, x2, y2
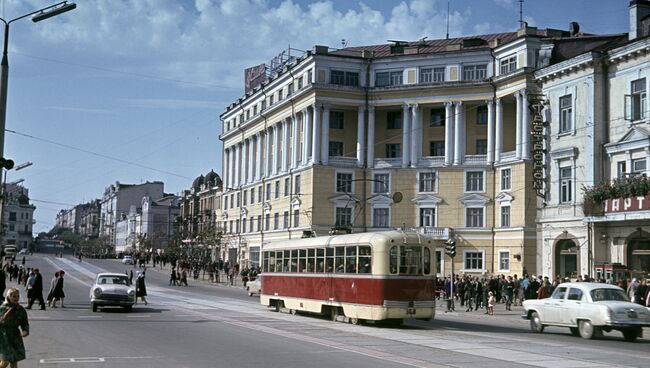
(419, 207, 435, 227)
(330, 111, 344, 129)
(373, 208, 389, 227)
(559, 94, 572, 133)
(250, 188, 255, 204)
(501, 205, 511, 227)
(249, 217, 254, 232)
(230, 194, 234, 208)
(297, 76, 303, 89)
(430, 108, 445, 127)
(336, 173, 353, 193)
(499, 251, 510, 271)
(476, 105, 487, 125)
(466, 171, 484, 192)
(278, 89, 283, 100)
(236, 219, 240, 233)
(236, 192, 241, 207)
(560, 166, 572, 203)
(464, 251, 484, 270)
(501, 168, 511, 191)
(261, 100, 266, 111)
(373, 173, 389, 193)
(499, 55, 517, 75)
(475, 139, 487, 155)
(294, 175, 301, 194)
(331, 70, 359, 86)
(265, 214, 270, 230)
(274, 181, 280, 199)
(462, 64, 487, 81)
(630, 78, 647, 121)
(224, 196, 228, 210)
(293, 209, 299, 227)
(273, 213, 279, 230)
(284, 178, 290, 196)
(617, 161, 627, 178)
(552, 287, 567, 300)
(242, 219, 246, 233)
(335, 207, 352, 227)
(376, 70, 403, 87)
(387, 111, 402, 129)
(265, 183, 271, 201)
(283, 211, 289, 229)
(419, 172, 436, 192)
(386, 143, 401, 158)
(257, 215, 262, 230)
(632, 158, 647, 175)
(466, 207, 484, 227)
(253, 105, 257, 116)
(567, 288, 583, 301)
(420, 67, 445, 83)
(429, 141, 445, 157)
(329, 141, 344, 157)
(269, 95, 274, 106)
(243, 190, 247, 206)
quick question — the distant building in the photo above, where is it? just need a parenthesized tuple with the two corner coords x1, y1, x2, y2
(55, 200, 101, 238)
(1, 183, 35, 250)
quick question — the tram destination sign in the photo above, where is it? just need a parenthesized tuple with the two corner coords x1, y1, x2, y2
(529, 93, 548, 199)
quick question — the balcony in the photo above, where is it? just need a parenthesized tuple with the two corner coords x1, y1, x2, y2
(406, 226, 450, 240)
(328, 156, 357, 168)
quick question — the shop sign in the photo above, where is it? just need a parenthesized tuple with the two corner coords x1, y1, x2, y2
(528, 93, 547, 198)
(604, 196, 650, 213)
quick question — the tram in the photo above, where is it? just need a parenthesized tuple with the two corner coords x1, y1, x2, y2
(260, 230, 436, 324)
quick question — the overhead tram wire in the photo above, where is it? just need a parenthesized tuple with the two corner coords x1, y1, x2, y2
(5, 128, 193, 180)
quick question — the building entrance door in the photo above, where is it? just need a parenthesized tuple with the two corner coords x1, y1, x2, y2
(627, 237, 650, 278)
(555, 239, 578, 278)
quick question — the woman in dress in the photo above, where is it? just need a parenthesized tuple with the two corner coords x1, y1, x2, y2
(46, 271, 59, 307)
(0, 288, 30, 368)
(51, 270, 65, 308)
(135, 272, 147, 305)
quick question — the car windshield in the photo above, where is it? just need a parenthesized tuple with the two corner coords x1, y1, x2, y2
(98, 276, 130, 286)
(590, 288, 629, 302)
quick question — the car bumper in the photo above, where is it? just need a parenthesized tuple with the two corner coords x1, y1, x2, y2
(604, 320, 650, 328)
(91, 298, 134, 307)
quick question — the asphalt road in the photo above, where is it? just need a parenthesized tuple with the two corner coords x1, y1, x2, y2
(4, 253, 650, 368)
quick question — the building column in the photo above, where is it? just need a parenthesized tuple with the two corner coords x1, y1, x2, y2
(402, 104, 411, 168)
(516, 91, 523, 160)
(444, 102, 454, 166)
(410, 103, 420, 167)
(495, 98, 503, 163)
(302, 109, 311, 165)
(234, 143, 241, 187)
(241, 139, 248, 184)
(272, 124, 280, 175)
(224, 148, 230, 189)
(255, 133, 262, 180)
(312, 104, 321, 164)
(264, 129, 272, 177)
(248, 138, 255, 183)
(486, 99, 495, 166)
(282, 119, 290, 172)
(230, 145, 236, 188)
(521, 90, 530, 160)
(367, 106, 375, 168)
(292, 113, 300, 168)
(321, 105, 330, 165)
(356, 105, 365, 167)
(453, 101, 464, 165)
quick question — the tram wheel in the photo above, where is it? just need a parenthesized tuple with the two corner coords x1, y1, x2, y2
(349, 317, 360, 325)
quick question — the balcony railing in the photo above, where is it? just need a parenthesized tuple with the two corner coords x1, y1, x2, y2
(404, 226, 449, 239)
(328, 156, 357, 168)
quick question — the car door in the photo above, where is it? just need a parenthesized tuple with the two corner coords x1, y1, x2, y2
(545, 286, 568, 324)
(561, 287, 584, 326)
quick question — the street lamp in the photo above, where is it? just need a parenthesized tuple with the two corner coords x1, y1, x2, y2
(0, 1, 76, 158)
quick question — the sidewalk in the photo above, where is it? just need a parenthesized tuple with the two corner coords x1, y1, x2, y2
(138, 262, 247, 288)
(436, 298, 525, 319)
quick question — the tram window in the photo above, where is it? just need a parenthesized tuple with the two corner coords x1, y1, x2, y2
(335, 247, 345, 273)
(299, 249, 307, 272)
(268, 252, 275, 272)
(316, 248, 325, 272)
(389, 246, 398, 274)
(283, 250, 290, 272)
(326, 248, 334, 272)
(291, 249, 299, 272)
(276, 251, 283, 272)
(423, 248, 431, 275)
(359, 245, 371, 274)
(400, 246, 422, 275)
(307, 249, 315, 272)
(345, 246, 357, 273)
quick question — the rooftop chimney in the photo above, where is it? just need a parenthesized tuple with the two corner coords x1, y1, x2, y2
(629, 0, 650, 40)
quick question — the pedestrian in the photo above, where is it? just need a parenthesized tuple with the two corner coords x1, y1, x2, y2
(24, 271, 35, 309)
(135, 272, 147, 305)
(180, 270, 188, 286)
(46, 272, 59, 307)
(169, 268, 177, 286)
(129, 270, 133, 285)
(487, 291, 495, 316)
(26, 269, 45, 311)
(0, 288, 30, 368)
(0, 267, 6, 300)
(51, 271, 65, 308)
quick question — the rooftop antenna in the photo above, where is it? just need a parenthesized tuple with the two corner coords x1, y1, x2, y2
(519, 0, 524, 28)
(446, 0, 450, 39)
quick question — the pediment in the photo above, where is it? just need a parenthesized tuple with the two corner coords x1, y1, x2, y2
(291, 197, 302, 206)
(495, 192, 514, 203)
(329, 193, 359, 205)
(458, 193, 490, 205)
(605, 126, 650, 154)
(367, 194, 392, 205)
(411, 193, 444, 205)
(262, 202, 271, 212)
(618, 126, 650, 143)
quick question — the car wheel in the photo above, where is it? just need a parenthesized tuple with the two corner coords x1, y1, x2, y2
(579, 320, 598, 339)
(569, 327, 580, 336)
(92, 303, 97, 312)
(622, 328, 640, 342)
(530, 312, 544, 333)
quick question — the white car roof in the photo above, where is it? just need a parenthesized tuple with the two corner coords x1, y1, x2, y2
(96, 273, 129, 278)
(559, 282, 623, 291)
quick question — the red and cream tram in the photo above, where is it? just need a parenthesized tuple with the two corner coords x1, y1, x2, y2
(260, 230, 436, 324)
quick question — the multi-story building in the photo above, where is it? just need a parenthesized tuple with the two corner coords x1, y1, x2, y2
(179, 170, 222, 261)
(99, 181, 164, 252)
(538, 0, 650, 280)
(55, 200, 101, 238)
(1, 183, 35, 250)
(218, 24, 614, 276)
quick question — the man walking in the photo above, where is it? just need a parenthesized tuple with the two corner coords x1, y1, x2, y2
(26, 269, 46, 310)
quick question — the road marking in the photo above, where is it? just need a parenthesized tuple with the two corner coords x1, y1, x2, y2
(126, 314, 151, 318)
(77, 316, 103, 319)
(40, 357, 105, 364)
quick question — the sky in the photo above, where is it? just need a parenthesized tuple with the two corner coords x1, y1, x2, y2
(0, 0, 630, 233)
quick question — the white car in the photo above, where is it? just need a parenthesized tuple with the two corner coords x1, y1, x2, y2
(122, 255, 134, 265)
(245, 278, 261, 296)
(523, 282, 650, 341)
(90, 273, 135, 312)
